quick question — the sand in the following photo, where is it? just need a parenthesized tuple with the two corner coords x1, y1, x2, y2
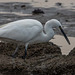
(51, 35, 75, 55)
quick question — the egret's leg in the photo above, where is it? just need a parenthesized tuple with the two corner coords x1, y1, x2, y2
(22, 43, 28, 59)
(12, 45, 19, 58)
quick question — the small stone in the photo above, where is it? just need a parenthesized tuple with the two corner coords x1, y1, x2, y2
(32, 9, 44, 15)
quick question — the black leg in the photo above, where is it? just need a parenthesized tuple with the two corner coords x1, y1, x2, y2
(22, 47, 27, 59)
(12, 45, 19, 58)
(22, 43, 28, 59)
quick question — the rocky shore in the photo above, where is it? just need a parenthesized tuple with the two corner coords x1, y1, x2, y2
(0, 1, 75, 75)
(0, 42, 75, 75)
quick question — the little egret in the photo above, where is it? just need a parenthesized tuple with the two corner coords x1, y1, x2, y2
(0, 19, 70, 59)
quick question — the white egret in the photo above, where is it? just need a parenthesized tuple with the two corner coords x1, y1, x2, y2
(0, 19, 70, 59)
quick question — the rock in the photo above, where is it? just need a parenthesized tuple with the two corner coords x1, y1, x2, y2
(65, 19, 69, 22)
(32, 56, 75, 75)
(0, 42, 62, 58)
(21, 5, 26, 8)
(68, 47, 75, 56)
(32, 9, 44, 15)
(55, 2, 62, 6)
(45, 0, 48, 2)
(0, 42, 75, 75)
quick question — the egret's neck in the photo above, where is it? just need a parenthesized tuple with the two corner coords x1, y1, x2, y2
(44, 28, 54, 40)
(43, 23, 55, 41)
(29, 24, 55, 44)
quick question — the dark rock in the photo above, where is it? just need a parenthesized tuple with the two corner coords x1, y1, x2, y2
(32, 9, 44, 15)
(0, 42, 62, 58)
(21, 5, 26, 8)
(65, 19, 69, 22)
(55, 2, 62, 6)
(0, 42, 75, 75)
(68, 47, 75, 56)
(32, 56, 75, 75)
(45, 0, 48, 2)
(56, 12, 64, 16)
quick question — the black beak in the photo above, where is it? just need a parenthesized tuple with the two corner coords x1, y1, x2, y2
(59, 26, 70, 45)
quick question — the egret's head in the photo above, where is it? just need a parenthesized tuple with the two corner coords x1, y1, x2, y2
(47, 19, 70, 45)
(47, 19, 62, 28)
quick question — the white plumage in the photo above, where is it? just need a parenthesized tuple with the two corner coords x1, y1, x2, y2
(0, 19, 43, 43)
(0, 19, 70, 59)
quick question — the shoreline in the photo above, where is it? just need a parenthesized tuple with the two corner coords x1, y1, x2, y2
(0, 0, 75, 8)
(0, 1, 75, 74)
(51, 35, 75, 55)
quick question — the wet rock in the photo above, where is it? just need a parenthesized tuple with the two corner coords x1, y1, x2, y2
(32, 9, 44, 15)
(68, 47, 75, 56)
(0, 42, 62, 58)
(32, 56, 75, 75)
(21, 5, 26, 9)
(45, 0, 48, 2)
(65, 19, 69, 22)
(55, 2, 62, 7)
(0, 42, 75, 75)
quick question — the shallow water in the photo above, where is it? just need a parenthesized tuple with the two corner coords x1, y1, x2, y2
(51, 35, 75, 55)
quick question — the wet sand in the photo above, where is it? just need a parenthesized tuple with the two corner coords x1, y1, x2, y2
(51, 35, 75, 55)
(0, 0, 75, 8)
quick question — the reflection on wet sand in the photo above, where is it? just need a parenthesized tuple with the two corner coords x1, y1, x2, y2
(0, 12, 32, 16)
(51, 35, 75, 55)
